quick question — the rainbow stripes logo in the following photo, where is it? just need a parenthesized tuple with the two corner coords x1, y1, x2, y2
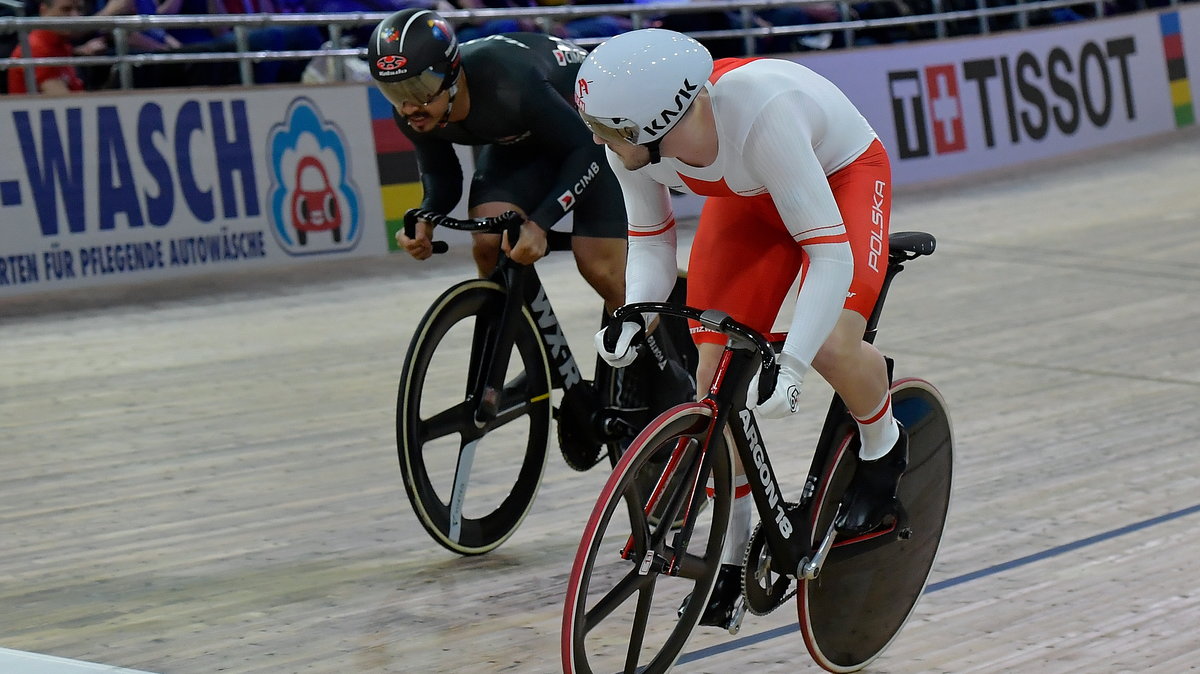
(1160, 12, 1194, 127)
(367, 87, 422, 251)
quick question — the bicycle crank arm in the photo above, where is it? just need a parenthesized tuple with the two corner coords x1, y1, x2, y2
(727, 597, 748, 635)
(473, 386, 501, 427)
(598, 414, 638, 440)
(800, 505, 842, 580)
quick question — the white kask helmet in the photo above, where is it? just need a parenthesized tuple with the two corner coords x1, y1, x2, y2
(575, 29, 713, 151)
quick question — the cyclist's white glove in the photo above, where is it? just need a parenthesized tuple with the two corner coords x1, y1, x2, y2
(594, 321, 644, 368)
(748, 356, 805, 419)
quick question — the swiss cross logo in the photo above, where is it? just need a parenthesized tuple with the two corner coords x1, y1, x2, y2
(557, 190, 574, 211)
(889, 64, 967, 159)
(924, 65, 966, 154)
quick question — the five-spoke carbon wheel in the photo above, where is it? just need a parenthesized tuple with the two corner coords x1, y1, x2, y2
(397, 280, 552, 555)
(563, 404, 733, 674)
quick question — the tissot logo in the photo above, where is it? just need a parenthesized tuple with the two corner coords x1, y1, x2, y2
(888, 65, 966, 159)
(889, 37, 1138, 159)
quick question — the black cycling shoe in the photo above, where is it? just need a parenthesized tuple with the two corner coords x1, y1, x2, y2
(679, 564, 746, 633)
(835, 425, 909, 537)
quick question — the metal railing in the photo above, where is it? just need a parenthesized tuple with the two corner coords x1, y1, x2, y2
(0, 0, 1185, 92)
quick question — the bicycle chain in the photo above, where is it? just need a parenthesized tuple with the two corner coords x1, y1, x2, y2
(740, 518, 798, 616)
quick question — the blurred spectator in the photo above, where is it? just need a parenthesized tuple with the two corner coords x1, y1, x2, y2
(90, 0, 183, 52)
(70, 0, 189, 88)
(6, 0, 88, 94)
(157, 0, 231, 46)
(752, 3, 842, 53)
(0, 0, 25, 91)
(850, 0, 925, 45)
(645, 0, 742, 58)
(555, 0, 632, 40)
(170, 0, 324, 84)
(299, 0, 452, 84)
(449, 0, 542, 41)
(299, 0, 448, 44)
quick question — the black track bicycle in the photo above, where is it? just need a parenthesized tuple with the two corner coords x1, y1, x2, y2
(396, 208, 695, 556)
(562, 231, 952, 673)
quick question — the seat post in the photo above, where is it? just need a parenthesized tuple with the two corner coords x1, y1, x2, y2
(862, 261, 905, 346)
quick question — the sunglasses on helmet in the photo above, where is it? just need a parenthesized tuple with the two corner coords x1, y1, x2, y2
(376, 68, 449, 109)
(579, 110, 642, 146)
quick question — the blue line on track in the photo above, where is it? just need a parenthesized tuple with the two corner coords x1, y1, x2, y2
(677, 502, 1200, 665)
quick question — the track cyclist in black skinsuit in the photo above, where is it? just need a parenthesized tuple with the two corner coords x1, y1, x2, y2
(367, 9, 693, 463)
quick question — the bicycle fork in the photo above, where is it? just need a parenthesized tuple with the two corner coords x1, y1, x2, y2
(620, 408, 719, 577)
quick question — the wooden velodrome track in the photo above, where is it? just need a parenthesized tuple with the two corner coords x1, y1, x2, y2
(2, 127, 1199, 674)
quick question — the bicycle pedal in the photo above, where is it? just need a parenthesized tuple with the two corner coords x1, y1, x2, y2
(726, 597, 748, 635)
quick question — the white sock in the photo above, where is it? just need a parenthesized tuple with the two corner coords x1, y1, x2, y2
(713, 475, 753, 566)
(855, 393, 900, 461)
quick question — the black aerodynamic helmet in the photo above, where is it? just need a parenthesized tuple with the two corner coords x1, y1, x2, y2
(367, 8, 462, 108)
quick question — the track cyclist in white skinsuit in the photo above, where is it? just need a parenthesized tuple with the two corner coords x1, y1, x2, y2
(577, 28, 909, 629)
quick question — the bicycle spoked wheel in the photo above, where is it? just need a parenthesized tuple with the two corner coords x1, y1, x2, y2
(397, 280, 552, 556)
(799, 378, 954, 672)
(563, 404, 732, 674)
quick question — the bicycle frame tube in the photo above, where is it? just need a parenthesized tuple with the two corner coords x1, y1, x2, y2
(666, 401, 725, 576)
(727, 407, 810, 577)
(471, 258, 531, 424)
(472, 256, 589, 425)
(704, 345, 813, 578)
(863, 255, 908, 345)
(521, 265, 584, 392)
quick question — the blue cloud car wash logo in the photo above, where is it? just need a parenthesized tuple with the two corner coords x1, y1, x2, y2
(267, 98, 361, 254)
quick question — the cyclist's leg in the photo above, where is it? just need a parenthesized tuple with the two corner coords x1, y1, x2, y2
(799, 378, 952, 671)
(810, 311, 893, 450)
(687, 193, 806, 386)
(809, 139, 895, 455)
(466, 142, 551, 276)
(804, 141, 907, 535)
(570, 236, 625, 313)
(685, 193, 805, 624)
(468, 204, 519, 278)
(569, 163, 628, 314)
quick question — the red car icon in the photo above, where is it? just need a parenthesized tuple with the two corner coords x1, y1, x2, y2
(291, 156, 342, 245)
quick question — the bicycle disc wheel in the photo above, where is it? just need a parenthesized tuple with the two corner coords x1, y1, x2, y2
(563, 403, 732, 674)
(397, 279, 552, 555)
(799, 378, 954, 672)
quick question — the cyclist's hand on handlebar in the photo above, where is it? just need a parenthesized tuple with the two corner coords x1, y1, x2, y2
(594, 319, 644, 368)
(398, 217, 436, 260)
(503, 219, 549, 265)
(749, 354, 805, 419)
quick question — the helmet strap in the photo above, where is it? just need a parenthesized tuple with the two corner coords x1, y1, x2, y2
(436, 79, 461, 129)
(647, 138, 664, 165)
